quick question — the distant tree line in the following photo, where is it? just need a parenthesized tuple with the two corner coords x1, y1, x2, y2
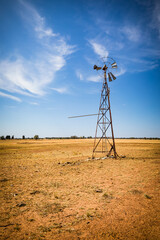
(0, 135, 39, 140)
(0, 135, 160, 140)
(0, 135, 14, 140)
(116, 137, 160, 140)
(45, 136, 93, 139)
(0, 135, 92, 140)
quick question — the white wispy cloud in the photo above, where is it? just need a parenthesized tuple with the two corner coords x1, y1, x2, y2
(87, 0, 160, 73)
(76, 70, 84, 81)
(152, 1, 160, 38)
(121, 26, 140, 42)
(0, 91, 21, 102)
(89, 40, 109, 57)
(88, 26, 159, 73)
(0, 0, 75, 102)
(30, 102, 39, 105)
(88, 38, 126, 78)
(0, 53, 66, 97)
(19, 0, 57, 39)
(114, 67, 126, 77)
(136, 0, 160, 39)
(87, 75, 101, 82)
(51, 87, 68, 94)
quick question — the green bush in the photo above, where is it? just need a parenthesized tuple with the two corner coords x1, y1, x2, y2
(34, 135, 39, 140)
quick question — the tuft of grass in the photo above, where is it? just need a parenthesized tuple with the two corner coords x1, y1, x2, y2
(86, 212, 93, 218)
(73, 151, 79, 155)
(30, 190, 40, 195)
(53, 202, 64, 213)
(38, 226, 52, 232)
(53, 182, 60, 188)
(28, 218, 35, 222)
(39, 234, 45, 238)
(144, 194, 152, 199)
(102, 193, 114, 200)
(103, 193, 109, 198)
(39, 202, 65, 216)
(52, 223, 63, 228)
(0, 178, 9, 182)
(131, 189, 143, 194)
(14, 224, 21, 231)
(54, 193, 59, 199)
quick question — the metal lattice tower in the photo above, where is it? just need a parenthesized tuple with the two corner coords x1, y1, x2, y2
(68, 57, 118, 159)
(92, 58, 118, 159)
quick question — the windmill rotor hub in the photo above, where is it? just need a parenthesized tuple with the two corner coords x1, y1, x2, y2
(102, 64, 108, 71)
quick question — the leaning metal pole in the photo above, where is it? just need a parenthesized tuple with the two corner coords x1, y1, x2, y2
(92, 69, 118, 159)
(105, 70, 117, 158)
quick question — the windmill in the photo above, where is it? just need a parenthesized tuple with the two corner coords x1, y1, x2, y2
(69, 57, 118, 159)
(92, 57, 118, 159)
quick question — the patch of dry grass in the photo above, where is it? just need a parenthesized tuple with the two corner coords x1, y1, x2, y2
(0, 139, 160, 239)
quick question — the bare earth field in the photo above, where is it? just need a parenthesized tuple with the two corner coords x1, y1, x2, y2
(0, 139, 160, 240)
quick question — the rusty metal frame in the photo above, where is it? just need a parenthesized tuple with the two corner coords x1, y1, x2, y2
(92, 66, 118, 159)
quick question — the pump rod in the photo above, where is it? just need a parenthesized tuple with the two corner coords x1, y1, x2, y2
(68, 113, 101, 119)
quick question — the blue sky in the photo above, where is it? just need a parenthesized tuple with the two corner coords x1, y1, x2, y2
(0, 0, 160, 138)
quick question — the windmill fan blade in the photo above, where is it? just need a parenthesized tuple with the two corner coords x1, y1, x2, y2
(97, 67, 102, 70)
(108, 73, 112, 82)
(111, 62, 117, 68)
(110, 72, 116, 80)
(93, 65, 97, 69)
(93, 65, 102, 70)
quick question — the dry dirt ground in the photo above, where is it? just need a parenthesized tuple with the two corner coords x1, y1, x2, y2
(0, 139, 160, 240)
